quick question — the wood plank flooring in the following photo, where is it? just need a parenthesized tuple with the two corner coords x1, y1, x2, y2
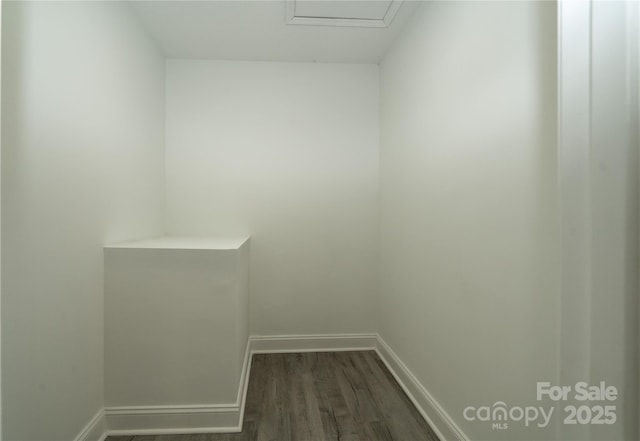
(106, 351, 440, 441)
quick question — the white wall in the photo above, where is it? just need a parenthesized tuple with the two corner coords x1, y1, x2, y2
(1, 2, 165, 440)
(0, 1, 3, 438)
(557, 5, 592, 439)
(557, 1, 639, 440)
(589, 3, 639, 439)
(165, 60, 379, 335)
(104, 238, 249, 409)
(378, 2, 559, 440)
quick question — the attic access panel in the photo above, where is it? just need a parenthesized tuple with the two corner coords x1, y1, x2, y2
(286, 0, 403, 28)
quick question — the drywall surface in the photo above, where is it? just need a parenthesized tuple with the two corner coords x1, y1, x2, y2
(557, 2, 639, 439)
(1, 2, 165, 440)
(556, 5, 592, 440)
(379, 2, 559, 440)
(0, 2, 3, 438)
(165, 60, 379, 335)
(104, 238, 250, 408)
(587, 2, 639, 439)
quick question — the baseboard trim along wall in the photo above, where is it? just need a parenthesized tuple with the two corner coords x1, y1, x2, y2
(82, 333, 466, 441)
(73, 409, 107, 441)
(104, 404, 241, 436)
(249, 333, 379, 353)
(374, 335, 469, 441)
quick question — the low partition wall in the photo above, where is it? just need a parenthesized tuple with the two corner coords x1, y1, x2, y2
(101, 236, 251, 436)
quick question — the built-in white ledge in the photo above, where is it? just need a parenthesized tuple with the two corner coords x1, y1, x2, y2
(103, 235, 250, 432)
(105, 235, 249, 250)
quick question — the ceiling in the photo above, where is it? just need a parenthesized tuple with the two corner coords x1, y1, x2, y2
(130, 1, 419, 63)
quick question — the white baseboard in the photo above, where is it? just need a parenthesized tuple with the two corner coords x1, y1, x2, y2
(104, 404, 241, 436)
(235, 336, 253, 429)
(249, 332, 378, 353)
(375, 335, 469, 441)
(74, 333, 466, 441)
(73, 409, 107, 441)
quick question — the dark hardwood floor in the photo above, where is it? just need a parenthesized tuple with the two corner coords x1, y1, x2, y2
(107, 351, 440, 441)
